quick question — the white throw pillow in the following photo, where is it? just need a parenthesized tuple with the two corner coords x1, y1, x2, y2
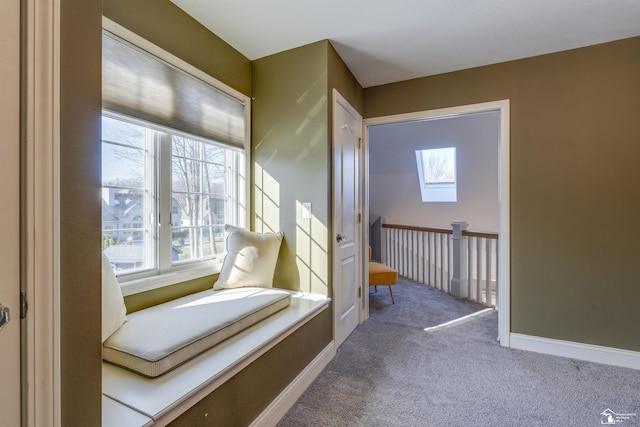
(214, 225, 284, 290)
(102, 253, 127, 343)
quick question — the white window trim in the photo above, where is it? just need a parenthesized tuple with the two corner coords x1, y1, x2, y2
(102, 17, 252, 294)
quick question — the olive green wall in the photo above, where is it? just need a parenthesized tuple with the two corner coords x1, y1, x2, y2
(103, 0, 251, 96)
(251, 40, 363, 295)
(170, 307, 331, 426)
(60, 0, 103, 425)
(328, 42, 364, 115)
(364, 36, 640, 351)
(124, 274, 217, 313)
(252, 41, 331, 294)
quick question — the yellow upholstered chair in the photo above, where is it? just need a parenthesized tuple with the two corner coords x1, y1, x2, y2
(368, 247, 398, 304)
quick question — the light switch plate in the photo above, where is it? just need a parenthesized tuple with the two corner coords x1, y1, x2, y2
(302, 202, 312, 219)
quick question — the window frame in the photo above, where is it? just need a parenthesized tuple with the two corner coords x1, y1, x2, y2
(102, 18, 251, 296)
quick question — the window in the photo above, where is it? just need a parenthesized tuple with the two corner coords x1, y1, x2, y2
(415, 147, 457, 202)
(101, 25, 248, 283)
(101, 115, 245, 276)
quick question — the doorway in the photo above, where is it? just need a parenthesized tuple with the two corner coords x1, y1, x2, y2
(363, 100, 511, 346)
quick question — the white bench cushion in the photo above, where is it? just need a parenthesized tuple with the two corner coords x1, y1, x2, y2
(103, 287, 292, 377)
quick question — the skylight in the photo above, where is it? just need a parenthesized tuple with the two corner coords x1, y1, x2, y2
(415, 147, 457, 202)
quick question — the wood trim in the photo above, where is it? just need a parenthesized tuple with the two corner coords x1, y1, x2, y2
(23, 0, 61, 426)
(496, 100, 510, 347)
(382, 223, 453, 234)
(510, 333, 640, 370)
(382, 223, 499, 239)
(462, 230, 498, 239)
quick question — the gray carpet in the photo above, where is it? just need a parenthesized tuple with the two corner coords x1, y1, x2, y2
(278, 277, 640, 426)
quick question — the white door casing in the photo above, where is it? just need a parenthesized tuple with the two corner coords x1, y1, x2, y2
(23, 0, 62, 425)
(332, 90, 363, 348)
(0, 0, 22, 425)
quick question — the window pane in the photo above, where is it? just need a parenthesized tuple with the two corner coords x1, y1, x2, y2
(421, 147, 456, 184)
(102, 115, 156, 274)
(171, 136, 232, 264)
(415, 147, 457, 202)
(102, 115, 146, 149)
(102, 143, 145, 187)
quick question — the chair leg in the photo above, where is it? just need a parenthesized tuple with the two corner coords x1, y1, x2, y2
(374, 285, 378, 293)
(388, 285, 395, 304)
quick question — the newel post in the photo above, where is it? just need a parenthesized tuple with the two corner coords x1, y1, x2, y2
(450, 220, 468, 298)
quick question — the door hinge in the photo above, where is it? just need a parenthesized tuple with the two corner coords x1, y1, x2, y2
(358, 137, 362, 149)
(20, 291, 28, 319)
(358, 213, 361, 224)
(358, 287, 362, 298)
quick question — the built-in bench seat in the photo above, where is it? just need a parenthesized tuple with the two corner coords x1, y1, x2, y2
(103, 395, 153, 427)
(102, 226, 334, 425)
(102, 291, 331, 427)
(103, 287, 292, 377)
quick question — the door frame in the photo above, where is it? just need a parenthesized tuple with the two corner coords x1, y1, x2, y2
(332, 89, 366, 348)
(22, 0, 62, 425)
(363, 99, 511, 346)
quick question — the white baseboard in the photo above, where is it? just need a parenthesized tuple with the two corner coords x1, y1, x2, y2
(510, 333, 640, 370)
(250, 342, 336, 427)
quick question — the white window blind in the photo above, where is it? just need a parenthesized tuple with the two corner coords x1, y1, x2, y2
(102, 31, 245, 149)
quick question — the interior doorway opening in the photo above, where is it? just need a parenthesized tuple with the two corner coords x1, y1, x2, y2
(363, 100, 510, 346)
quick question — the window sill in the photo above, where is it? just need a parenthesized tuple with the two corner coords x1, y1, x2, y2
(102, 395, 153, 427)
(119, 261, 223, 297)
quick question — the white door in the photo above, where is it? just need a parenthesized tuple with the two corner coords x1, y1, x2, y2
(0, 0, 23, 425)
(332, 90, 363, 348)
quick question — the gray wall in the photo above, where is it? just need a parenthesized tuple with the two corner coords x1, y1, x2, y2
(369, 111, 499, 232)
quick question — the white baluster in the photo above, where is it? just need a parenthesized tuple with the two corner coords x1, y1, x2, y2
(467, 233, 473, 300)
(476, 237, 482, 304)
(486, 238, 492, 306)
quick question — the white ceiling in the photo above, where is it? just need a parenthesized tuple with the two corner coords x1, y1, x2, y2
(171, 0, 640, 88)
